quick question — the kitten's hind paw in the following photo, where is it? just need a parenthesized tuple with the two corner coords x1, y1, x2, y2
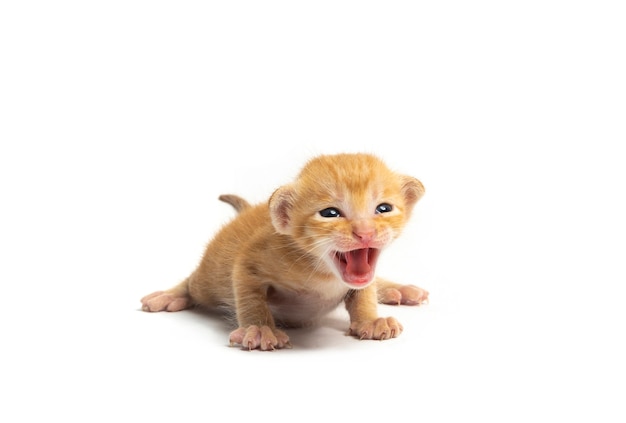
(378, 284, 429, 306)
(140, 291, 191, 312)
(229, 325, 292, 351)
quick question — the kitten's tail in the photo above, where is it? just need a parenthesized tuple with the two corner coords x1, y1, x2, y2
(218, 194, 251, 213)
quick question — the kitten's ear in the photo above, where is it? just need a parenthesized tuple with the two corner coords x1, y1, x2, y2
(401, 176, 425, 208)
(269, 185, 296, 235)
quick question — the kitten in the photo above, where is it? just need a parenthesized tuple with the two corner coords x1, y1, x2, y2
(141, 153, 429, 350)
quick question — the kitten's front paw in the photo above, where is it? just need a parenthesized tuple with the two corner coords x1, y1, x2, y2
(349, 317, 403, 340)
(229, 325, 292, 351)
(379, 284, 429, 306)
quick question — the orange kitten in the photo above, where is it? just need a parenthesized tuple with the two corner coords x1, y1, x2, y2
(141, 153, 429, 350)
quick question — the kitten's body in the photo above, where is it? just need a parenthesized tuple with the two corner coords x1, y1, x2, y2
(141, 153, 429, 350)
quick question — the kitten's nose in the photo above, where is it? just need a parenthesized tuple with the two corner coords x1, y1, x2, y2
(352, 220, 375, 244)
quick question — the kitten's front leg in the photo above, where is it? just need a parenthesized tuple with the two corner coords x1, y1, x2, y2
(229, 281, 291, 351)
(345, 286, 403, 340)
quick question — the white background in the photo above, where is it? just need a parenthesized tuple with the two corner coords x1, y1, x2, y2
(1, 1, 625, 421)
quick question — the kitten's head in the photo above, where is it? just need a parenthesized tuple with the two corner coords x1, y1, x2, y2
(269, 153, 424, 289)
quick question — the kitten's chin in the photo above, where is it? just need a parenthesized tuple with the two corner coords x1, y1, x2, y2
(342, 273, 375, 289)
(332, 248, 381, 289)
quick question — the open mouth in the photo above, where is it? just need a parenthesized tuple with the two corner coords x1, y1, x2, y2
(332, 248, 381, 288)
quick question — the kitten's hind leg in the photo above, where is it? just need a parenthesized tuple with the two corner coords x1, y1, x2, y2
(375, 277, 429, 306)
(141, 278, 192, 312)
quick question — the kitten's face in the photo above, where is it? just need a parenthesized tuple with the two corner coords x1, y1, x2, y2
(270, 154, 424, 289)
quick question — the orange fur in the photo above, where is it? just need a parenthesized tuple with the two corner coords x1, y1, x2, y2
(141, 153, 429, 350)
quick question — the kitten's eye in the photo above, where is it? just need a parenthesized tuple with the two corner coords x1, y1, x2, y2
(319, 207, 342, 218)
(375, 203, 393, 214)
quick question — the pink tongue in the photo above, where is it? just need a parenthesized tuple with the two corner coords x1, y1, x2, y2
(346, 249, 370, 276)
